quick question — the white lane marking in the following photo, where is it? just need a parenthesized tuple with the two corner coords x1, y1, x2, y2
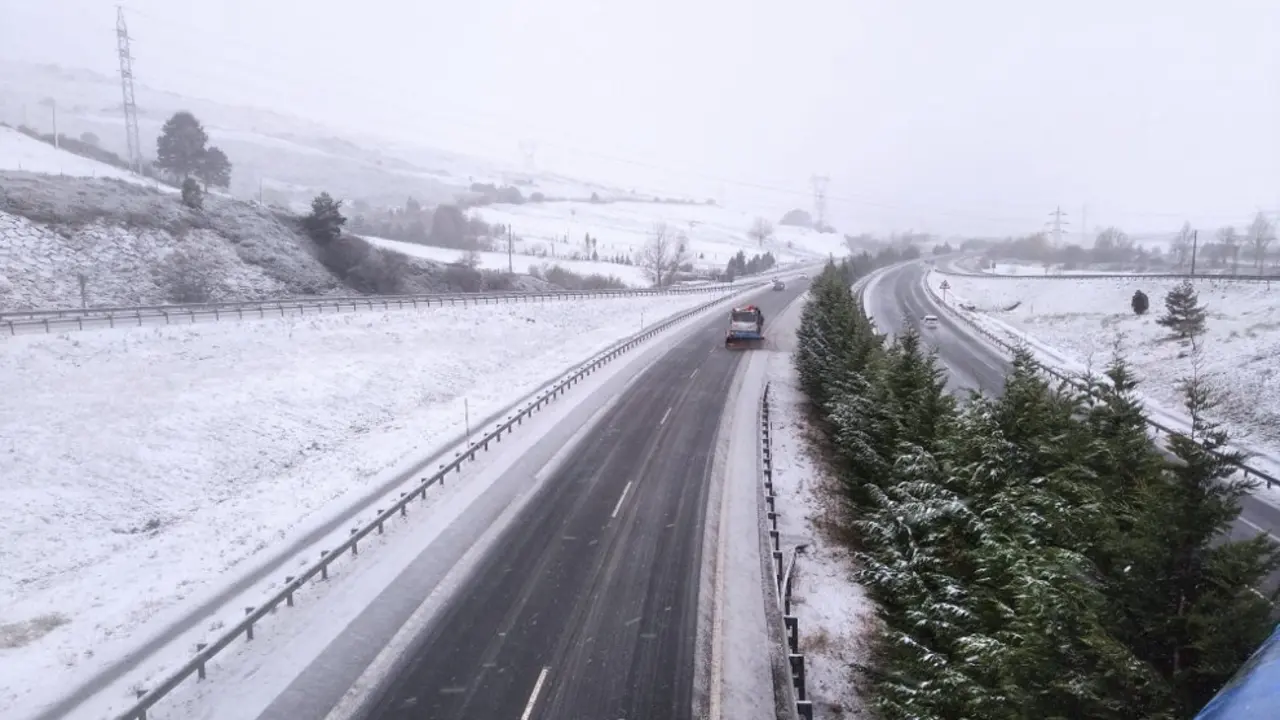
(611, 481, 634, 519)
(660, 407, 672, 425)
(690, 368, 699, 379)
(520, 667, 550, 720)
(1237, 514, 1279, 541)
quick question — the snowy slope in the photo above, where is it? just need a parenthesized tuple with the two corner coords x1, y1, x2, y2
(0, 125, 165, 189)
(926, 271, 1280, 487)
(470, 200, 845, 272)
(365, 235, 650, 286)
(0, 293, 722, 715)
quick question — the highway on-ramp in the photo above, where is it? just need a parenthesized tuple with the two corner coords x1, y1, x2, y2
(864, 261, 1280, 588)
(251, 282, 808, 720)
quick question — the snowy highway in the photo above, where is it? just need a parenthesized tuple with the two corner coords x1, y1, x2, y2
(210, 280, 811, 720)
(864, 261, 1280, 591)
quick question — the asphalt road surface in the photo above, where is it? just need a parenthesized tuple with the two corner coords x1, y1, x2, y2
(356, 282, 808, 720)
(866, 262, 1280, 590)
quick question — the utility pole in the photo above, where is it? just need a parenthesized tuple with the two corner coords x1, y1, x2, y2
(1080, 205, 1087, 246)
(50, 99, 58, 149)
(1047, 206, 1069, 246)
(810, 175, 830, 229)
(116, 6, 143, 173)
(1190, 229, 1199, 276)
(507, 226, 514, 274)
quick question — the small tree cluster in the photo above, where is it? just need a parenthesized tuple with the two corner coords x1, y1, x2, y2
(723, 249, 775, 280)
(1157, 280, 1207, 339)
(795, 263, 1278, 719)
(155, 111, 232, 190)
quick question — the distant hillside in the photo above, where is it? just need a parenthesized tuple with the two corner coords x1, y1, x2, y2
(0, 168, 565, 310)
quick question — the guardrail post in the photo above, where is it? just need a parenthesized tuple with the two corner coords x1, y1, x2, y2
(784, 615, 799, 652)
(244, 607, 255, 641)
(350, 528, 359, 555)
(789, 654, 807, 701)
(320, 550, 330, 580)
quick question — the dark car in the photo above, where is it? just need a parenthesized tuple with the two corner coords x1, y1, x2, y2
(772, 279, 785, 291)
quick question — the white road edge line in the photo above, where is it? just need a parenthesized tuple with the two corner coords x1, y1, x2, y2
(660, 407, 672, 425)
(690, 368, 699, 379)
(520, 666, 551, 720)
(611, 481, 634, 519)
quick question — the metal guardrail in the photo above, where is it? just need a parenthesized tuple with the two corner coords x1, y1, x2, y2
(934, 266, 1280, 284)
(3, 265, 812, 336)
(920, 271, 1279, 489)
(109, 280, 767, 720)
(0, 284, 742, 336)
(761, 382, 814, 720)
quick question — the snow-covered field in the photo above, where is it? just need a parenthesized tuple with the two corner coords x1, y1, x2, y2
(470, 201, 844, 272)
(766, 293, 874, 718)
(365, 235, 651, 286)
(926, 270, 1280, 483)
(0, 126, 168, 190)
(0, 293, 720, 716)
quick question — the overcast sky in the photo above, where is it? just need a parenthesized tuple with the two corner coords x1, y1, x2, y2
(2, 0, 1278, 237)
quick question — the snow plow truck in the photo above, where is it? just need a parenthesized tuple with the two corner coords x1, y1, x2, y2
(725, 304, 765, 349)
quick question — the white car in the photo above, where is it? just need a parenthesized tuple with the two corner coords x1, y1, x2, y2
(922, 314, 939, 328)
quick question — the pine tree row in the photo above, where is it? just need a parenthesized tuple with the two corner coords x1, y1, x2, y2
(794, 260, 1279, 719)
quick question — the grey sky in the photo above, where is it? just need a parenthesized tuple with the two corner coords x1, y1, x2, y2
(2, 0, 1278, 237)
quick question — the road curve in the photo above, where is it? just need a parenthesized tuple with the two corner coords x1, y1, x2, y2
(865, 262, 1280, 588)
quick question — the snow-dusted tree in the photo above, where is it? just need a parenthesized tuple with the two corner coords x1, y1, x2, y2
(747, 217, 774, 248)
(1128, 360, 1280, 714)
(1217, 226, 1240, 273)
(155, 111, 209, 179)
(302, 192, 346, 245)
(1156, 280, 1206, 339)
(197, 146, 232, 190)
(1246, 211, 1274, 271)
(637, 221, 686, 287)
(1171, 222, 1194, 268)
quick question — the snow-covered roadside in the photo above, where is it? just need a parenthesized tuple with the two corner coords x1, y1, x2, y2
(924, 270, 1280, 501)
(0, 293, 716, 717)
(764, 292, 876, 718)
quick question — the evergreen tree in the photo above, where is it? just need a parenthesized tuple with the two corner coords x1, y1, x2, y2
(1156, 280, 1207, 339)
(302, 192, 346, 245)
(155, 111, 209, 179)
(1133, 369, 1280, 714)
(197, 146, 232, 190)
(1132, 289, 1149, 315)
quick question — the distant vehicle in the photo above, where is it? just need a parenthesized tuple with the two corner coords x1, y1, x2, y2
(922, 314, 939, 328)
(772, 279, 786, 291)
(725, 305, 766, 349)
(959, 302, 976, 311)
(799, 273, 809, 280)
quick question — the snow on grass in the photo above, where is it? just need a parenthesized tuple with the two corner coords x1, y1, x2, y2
(0, 126, 166, 190)
(470, 201, 845, 273)
(766, 294, 875, 718)
(0, 292, 719, 714)
(926, 270, 1280, 492)
(364, 235, 651, 287)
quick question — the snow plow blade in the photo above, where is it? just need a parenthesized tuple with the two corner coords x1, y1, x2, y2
(725, 334, 765, 350)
